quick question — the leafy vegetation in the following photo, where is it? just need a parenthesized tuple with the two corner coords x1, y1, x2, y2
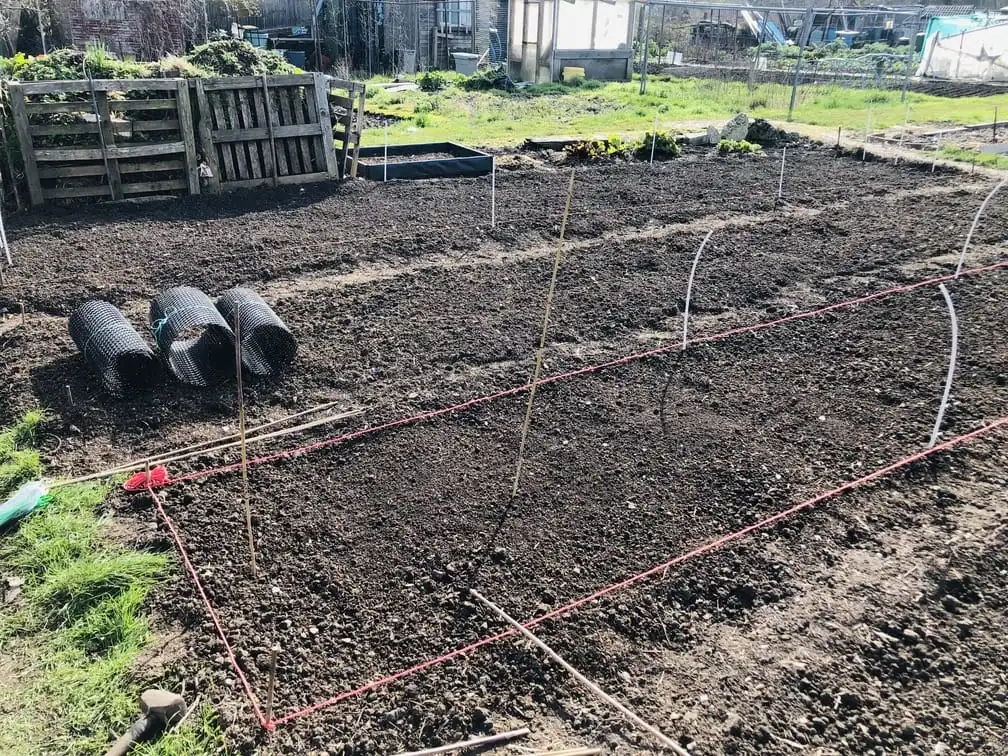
(717, 139, 763, 155)
(0, 410, 43, 493)
(459, 67, 513, 91)
(0, 413, 224, 755)
(418, 70, 449, 92)
(640, 130, 682, 158)
(186, 39, 296, 77)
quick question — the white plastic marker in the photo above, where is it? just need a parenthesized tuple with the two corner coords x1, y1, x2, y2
(0, 183, 10, 265)
(682, 229, 714, 350)
(650, 112, 659, 165)
(895, 102, 910, 166)
(777, 146, 787, 203)
(383, 123, 389, 183)
(931, 129, 942, 173)
(863, 102, 873, 163)
(956, 177, 1006, 279)
(491, 156, 496, 228)
(929, 284, 958, 448)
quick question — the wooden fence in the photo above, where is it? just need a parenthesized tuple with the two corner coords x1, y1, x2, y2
(9, 73, 365, 206)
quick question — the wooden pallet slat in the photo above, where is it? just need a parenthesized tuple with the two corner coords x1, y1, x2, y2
(34, 141, 187, 161)
(175, 80, 200, 196)
(93, 91, 123, 200)
(236, 88, 262, 180)
(39, 159, 187, 179)
(224, 90, 251, 180)
(253, 80, 276, 185)
(276, 87, 300, 175)
(9, 84, 44, 205)
(266, 84, 288, 178)
(288, 86, 315, 174)
(313, 72, 339, 179)
(17, 78, 182, 94)
(209, 90, 237, 181)
(194, 78, 221, 194)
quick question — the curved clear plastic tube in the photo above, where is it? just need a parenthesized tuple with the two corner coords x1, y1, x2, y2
(956, 178, 1006, 279)
(929, 284, 959, 448)
(682, 229, 714, 351)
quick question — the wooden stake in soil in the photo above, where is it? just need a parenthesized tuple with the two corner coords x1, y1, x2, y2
(932, 129, 942, 173)
(836, 126, 841, 147)
(265, 645, 280, 722)
(64, 384, 73, 407)
(650, 111, 659, 165)
(510, 168, 576, 499)
(470, 589, 688, 755)
(776, 146, 786, 205)
(393, 728, 530, 756)
(894, 102, 910, 166)
(234, 304, 258, 575)
(491, 156, 497, 228)
(929, 284, 958, 449)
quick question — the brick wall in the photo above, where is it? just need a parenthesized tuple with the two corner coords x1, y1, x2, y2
(68, 0, 184, 58)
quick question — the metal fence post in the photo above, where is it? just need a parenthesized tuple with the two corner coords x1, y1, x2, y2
(901, 9, 923, 103)
(787, 8, 815, 122)
(639, 2, 652, 95)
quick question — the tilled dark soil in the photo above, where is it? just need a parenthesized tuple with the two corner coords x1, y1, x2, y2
(1, 146, 1006, 755)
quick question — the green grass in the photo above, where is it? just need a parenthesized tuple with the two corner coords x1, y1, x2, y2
(0, 413, 225, 755)
(362, 75, 1008, 149)
(940, 143, 1008, 170)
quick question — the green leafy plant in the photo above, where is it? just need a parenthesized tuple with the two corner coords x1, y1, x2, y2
(414, 113, 430, 128)
(186, 39, 296, 76)
(717, 139, 763, 156)
(638, 130, 682, 159)
(565, 135, 637, 162)
(418, 70, 448, 92)
(414, 97, 440, 114)
(460, 67, 512, 91)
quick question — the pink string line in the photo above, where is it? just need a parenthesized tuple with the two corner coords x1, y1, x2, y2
(268, 415, 1008, 727)
(147, 484, 269, 730)
(165, 258, 1008, 489)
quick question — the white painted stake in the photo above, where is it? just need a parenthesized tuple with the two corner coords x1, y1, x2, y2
(895, 102, 910, 166)
(0, 198, 10, 266)
(863, 103, 873, 163)
(649, 111, 659, 165)
(470, 589, 688, 756)
(777, 146, 787, 202)
(383, 123, 389, 183)
(929, 284, 958, 448)
(682, 229, 714, 351)
(931, 129, 942, 173)
(956, 177, 1006, 279)
(491, 156, 496, 228)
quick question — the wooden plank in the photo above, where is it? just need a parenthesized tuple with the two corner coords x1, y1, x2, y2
(223, 171, 330, 191)
(175, 80, 200, 196)
(350, 84, 366, 179)
(313, 72, 339, 180)
(236, 88, 262, 180)
(94, 91, 123, 200)
(287, 86, 314, 174)
(9, 85, 43, 205)
(223, 89, 251, 180)
(25, 99, 95, 114)
(211, 123, 325, 142)
(276, 86, 300, 175)
(252, 80, 276, 185)
(209, 90, 236, 182)
(39, 159, 185, 178)
(193, 78, 221, 194)
(201, 74, 315, 92)
(264, 82, 287, 178)
(108, 98, 178, 111)
(122, 179, 187, 194)
(17, 78, 181, 94)
(29, 119, 180, 137)
(43, 184, 118, 199)
(329, 94, 353, 110)
(35, 141, 187, 161)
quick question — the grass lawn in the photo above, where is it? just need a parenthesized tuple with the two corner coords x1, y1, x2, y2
(362, 74, 1008, 150)
(0, 413, 225, 755)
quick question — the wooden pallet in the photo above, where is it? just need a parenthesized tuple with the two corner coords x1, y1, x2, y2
(193, 73, 339, 192)
(327, 76, 366, 179)
(8, 78, 199, 206)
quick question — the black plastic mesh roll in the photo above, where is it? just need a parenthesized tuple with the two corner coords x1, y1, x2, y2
(68, 300, 159, 397)
(149, 286, 235, 386)
(216, 288, 297, 379)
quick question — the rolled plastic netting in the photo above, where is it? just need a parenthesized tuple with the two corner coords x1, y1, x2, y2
(216, 287, 297, 379)
(149, 286, 235, 387)
(68, 300, 159, 398)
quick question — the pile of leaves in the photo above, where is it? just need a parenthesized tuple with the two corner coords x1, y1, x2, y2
(459, 67, 513, 91)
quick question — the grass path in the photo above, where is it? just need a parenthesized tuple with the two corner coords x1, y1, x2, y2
(0, 413, 225, 755)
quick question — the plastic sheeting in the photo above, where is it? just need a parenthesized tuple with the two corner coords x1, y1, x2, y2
(918, 22, 1008, 82)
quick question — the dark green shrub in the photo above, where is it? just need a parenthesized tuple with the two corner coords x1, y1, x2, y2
(418, 70, 448, 92)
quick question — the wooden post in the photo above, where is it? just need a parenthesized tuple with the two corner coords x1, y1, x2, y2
(94, 90, 123, 200)
(312, 72, 339, 179)
(193, 79, 221, 193)
(265, 645, 280, 721)
(776, 146, 786, 204)
(8, 84, 43, 206)
(234, 304, 257, 575)
(261, 75, 279, 186)
(350, 84, 365, 178)
(175, 80, 200, 196)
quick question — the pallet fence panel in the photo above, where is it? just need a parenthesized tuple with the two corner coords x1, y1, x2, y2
(11, 78, 194, 205)
(12, 73, 356, 203)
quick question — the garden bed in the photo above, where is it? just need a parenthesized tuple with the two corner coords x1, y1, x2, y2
(1, 146, 1007, 755)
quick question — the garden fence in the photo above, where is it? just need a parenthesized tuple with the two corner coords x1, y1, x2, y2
(8, 73, 365, 206)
